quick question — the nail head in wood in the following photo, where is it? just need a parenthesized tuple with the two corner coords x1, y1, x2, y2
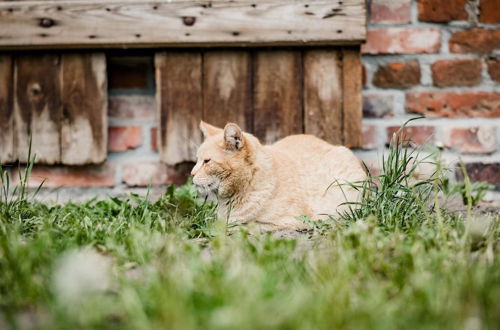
(39, 18, 55, 28)
(29, 83, 42, 96)
(182, 16, 196, 26)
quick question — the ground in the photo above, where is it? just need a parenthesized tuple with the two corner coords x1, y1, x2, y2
(0, 144, 499, 330)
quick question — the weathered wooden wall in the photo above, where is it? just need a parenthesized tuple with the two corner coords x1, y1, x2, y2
(341, 47, 362, 148)
(0, 53, 107, 165)
(156, 52, 203, 165)
(1, 48, 362, 166)
(0, 0, 366, 174)
(60, 54, 108, 164)
(304, 49, 343, 145)
(0, 0, 366, 50)
(253, 50, 303, 144)
(0, 56, 15, 164)
(156, 47, 362, 165)
(202, 51, 252, 131)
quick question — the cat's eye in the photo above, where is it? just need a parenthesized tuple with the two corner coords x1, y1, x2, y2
(203, 159, 211, 164)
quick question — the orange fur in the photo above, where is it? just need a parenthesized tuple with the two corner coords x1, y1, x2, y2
(191, 121, 367, 230)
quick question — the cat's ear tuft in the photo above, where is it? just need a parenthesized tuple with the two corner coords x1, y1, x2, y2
(200, 121, 222, 138)
(224, 123, 244, 151)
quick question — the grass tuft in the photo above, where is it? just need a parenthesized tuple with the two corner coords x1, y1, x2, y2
(339, 118, 439, 232)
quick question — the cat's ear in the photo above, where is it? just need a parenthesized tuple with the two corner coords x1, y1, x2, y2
(224, 123, 244, 151)
(200, 121, 222, 138)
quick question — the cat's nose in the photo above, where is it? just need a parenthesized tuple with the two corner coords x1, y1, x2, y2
(191, 162, 202, 177)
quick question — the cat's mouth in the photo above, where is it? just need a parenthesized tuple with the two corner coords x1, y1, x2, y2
(194, 180, 220, 201)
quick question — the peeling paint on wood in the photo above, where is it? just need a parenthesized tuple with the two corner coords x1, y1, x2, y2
(342, 46, 362, 148)
(202, 50, 252, 131)
(0, 55, 15, 163)
(0, 53, 107, 165)
(61, 53, 107, 164)
(304, 49, 343, 144)
(14, 55, 62, 164)
(253, 50, 302, 144)
(156, 52, 203, 165)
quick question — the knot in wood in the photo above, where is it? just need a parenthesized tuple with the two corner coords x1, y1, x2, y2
(39, 17, 55, 28)
(28, 83, 43, 99)
(182, 16, 196, 26)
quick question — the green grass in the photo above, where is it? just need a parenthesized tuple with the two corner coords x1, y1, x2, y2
(0, 138, 499, 330)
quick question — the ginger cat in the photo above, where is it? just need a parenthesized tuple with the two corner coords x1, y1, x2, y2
(191, 121, 367, 230)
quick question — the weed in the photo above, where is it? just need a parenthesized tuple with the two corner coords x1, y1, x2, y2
(441, 174, 495, 208)
(340, 118, 439, 232)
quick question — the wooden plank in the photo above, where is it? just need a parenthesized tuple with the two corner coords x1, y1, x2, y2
(202, 50, 252, 131)
(342, 46, 362, 148)
(14, 54, 62, 164)
(0, 0, 366, 50)
(0, 56, 15, 164)
(60, 53, 107, 165)
(303, 49, 343, 145)
(156, 51, 202, 165)
(253, 50, 302, 144)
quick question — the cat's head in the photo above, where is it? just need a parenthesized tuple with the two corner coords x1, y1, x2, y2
(191, 121, 256, 200)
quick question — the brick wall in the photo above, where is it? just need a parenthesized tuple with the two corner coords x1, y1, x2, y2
(359, 0, 500, 194)
(10, 0, 500, 201)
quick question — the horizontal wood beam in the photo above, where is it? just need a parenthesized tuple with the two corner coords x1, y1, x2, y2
(0, 0, 366, 50)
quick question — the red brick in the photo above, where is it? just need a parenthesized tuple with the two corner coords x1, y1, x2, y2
(363, 93, 394, 118)
(449, 28, 500, 54)
(487, 58, 500, 82)
(108, 56, 151, 90)
(370, 0, 411, 24)
(443, 127, 496, 154)
(418, 0, 467, 22)
(108, 126, 142, 152)
(362, 28, 441, 54)
(362, 125, 378, 150)
(406, 92, 500, 117)
(122, 161, 193, 186)
(479, 0, 500, 24)
(373, 61, 420, 89)
(151, 127, 158, 151)
(456, 163, 500, 188)
(386, 126, 435, 145)
(431, 59, 482, 87)
(13, 163, 116, 188)
(108, 95, 156, 120)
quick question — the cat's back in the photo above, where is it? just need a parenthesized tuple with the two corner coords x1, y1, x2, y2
(267, 134, 366, 217)
(269, 134, 364, 176)
(269, 134, 336, 157)
(268, 134, 359, 169)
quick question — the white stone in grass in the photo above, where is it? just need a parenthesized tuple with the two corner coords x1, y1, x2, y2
(355, 219, 369, 231)
(469, 217, 493, 243)
(52, 247, 112, 303)
(464, 316, 482, 330)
